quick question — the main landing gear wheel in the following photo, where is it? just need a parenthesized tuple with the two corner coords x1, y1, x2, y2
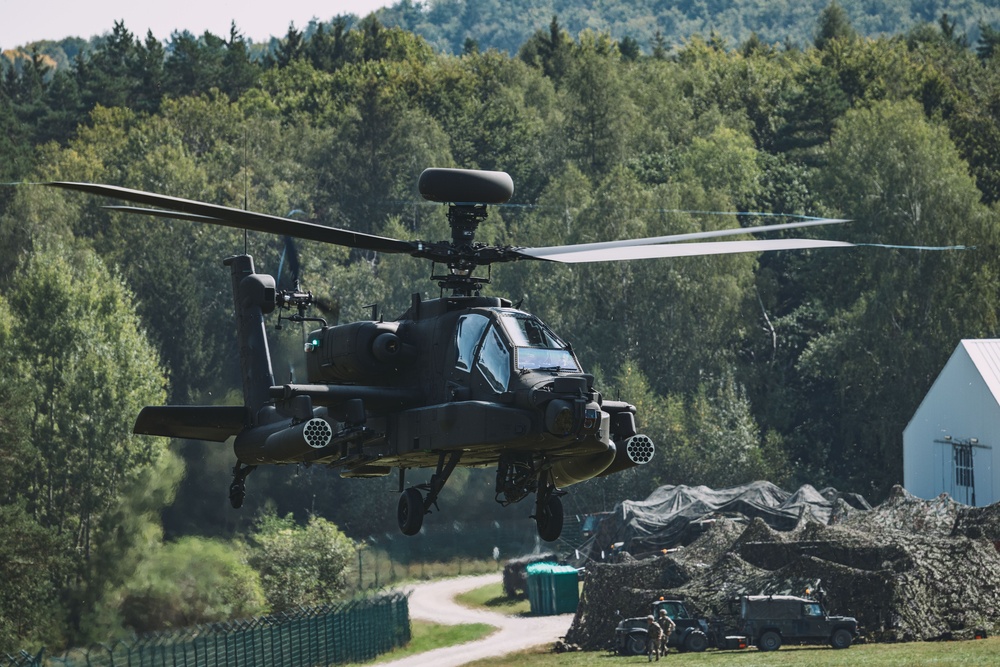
(397, 487, 424, 535)
(534, 494, 564, 542)
(396, 452, 461, 536)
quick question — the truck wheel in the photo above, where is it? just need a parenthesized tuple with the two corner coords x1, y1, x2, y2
(757, 630, 782, 652)
(683, 630, 709, 652)
(830, 628, 853, 649)
(626, 632, 646, 656)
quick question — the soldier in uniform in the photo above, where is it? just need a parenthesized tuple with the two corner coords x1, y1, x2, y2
(646, 615, 664, 661)
(657, 608, 676, 655)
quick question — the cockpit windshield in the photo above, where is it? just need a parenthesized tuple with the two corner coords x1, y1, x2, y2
(455, 314, 490, 373)
(497, 311, 580, 372)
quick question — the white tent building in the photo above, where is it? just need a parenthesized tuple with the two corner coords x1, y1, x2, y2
(903, 339, 1000, 506)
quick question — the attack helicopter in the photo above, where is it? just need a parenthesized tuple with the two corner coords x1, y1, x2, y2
(48, 168, 853, 541)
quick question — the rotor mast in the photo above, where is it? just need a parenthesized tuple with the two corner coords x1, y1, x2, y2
(416, 168, 516, 297)
(430, 203, 492, 296)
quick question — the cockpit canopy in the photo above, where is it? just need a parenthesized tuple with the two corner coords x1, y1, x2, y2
(454, 309, 580, 393)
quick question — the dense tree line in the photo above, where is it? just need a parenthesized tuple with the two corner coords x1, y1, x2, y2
(2, 5, 1000, 653)
(382, 0, 1000, 56)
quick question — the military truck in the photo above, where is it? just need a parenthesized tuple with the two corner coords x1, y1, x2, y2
(737, 595, 857, 651)
(613, 599, 710, 655)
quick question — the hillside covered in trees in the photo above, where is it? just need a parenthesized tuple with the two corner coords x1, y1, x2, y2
(6, 0, 1000, 73)
(3, 2, 1000, 655)
(381, 0, 1000, 55)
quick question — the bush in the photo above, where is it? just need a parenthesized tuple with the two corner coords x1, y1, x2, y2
(119, 536, 267, 633)
(247, 513, 354, 612)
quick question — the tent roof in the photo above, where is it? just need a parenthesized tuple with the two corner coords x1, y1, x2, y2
(579, 482, 870, 561)
(960, 339, 1000, 408)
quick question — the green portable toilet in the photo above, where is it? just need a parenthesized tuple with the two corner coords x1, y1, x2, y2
(525, 562, 579, 615)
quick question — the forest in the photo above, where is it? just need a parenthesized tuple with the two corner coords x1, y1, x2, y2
(2, 0, 1000, 655)
(380, 0, 1000, 56)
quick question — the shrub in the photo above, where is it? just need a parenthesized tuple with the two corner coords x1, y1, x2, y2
(247, 513, 354, 611)
(119, 536, 267, 632)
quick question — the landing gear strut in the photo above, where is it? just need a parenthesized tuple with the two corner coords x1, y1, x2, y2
(229, 462, 257, 509)
(397, 452, 461, 535)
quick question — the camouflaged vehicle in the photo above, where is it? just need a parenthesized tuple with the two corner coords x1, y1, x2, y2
(739, 595, 857, 651)
(614, 599, 710, 655)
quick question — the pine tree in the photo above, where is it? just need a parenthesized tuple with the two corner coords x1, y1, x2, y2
(814, 1, 858, 50)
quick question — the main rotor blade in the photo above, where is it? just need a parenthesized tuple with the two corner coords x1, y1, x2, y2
(518, 217, 849, 259)
(518, 238, 853, 263)
(48, 182, 417, 254)
(103, 206, 230, 224)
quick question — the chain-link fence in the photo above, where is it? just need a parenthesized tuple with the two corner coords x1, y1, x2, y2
(6, 592, 409, 667)
(1, 651, 42, 667)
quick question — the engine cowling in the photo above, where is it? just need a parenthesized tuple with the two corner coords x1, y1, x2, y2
(305, 321, 415, 384)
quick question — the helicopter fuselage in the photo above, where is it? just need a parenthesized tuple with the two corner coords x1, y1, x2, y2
(248, 290, 642, 487)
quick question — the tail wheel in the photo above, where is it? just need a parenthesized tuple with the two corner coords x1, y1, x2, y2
(535, 494, 563, 542)
(228, 481, 246, 509)
(398, 487, 425, 535)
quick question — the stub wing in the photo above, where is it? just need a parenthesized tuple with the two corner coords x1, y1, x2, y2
(135, 405, 247, 442)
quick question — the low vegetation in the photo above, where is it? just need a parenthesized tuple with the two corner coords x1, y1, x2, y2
(466, 637, 1000, 667)
(346, 620, 497, 666)
(455, 582, 532, 616)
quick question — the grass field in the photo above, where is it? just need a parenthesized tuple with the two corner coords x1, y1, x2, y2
(454, 581, 532, 616)
(343, 619, 496, 666)
(461, 636, 1000, 666)
(431, 581, 1000, 666)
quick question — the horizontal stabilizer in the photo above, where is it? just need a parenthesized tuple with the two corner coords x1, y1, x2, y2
(134, 405, 247, 442)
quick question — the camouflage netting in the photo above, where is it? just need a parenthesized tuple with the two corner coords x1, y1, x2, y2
(565, 485, 1000, 649)
(577, 481, 871, 561)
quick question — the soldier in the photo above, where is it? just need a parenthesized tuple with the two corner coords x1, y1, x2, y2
(657, 608, 676, 655)
(646, 615, 664, 661)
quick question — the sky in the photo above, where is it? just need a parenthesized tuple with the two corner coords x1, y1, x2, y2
(0, 0, 394, 48)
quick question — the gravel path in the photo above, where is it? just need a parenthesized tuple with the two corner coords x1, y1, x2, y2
(378, 573, 574, 667)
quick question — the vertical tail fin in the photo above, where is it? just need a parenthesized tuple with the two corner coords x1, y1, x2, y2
(223, 255, 276, 422)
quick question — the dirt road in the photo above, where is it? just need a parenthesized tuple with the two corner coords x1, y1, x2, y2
(378, 573, 574, 667)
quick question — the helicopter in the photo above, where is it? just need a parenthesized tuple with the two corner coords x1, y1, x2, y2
(48, 168, 854, 541)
